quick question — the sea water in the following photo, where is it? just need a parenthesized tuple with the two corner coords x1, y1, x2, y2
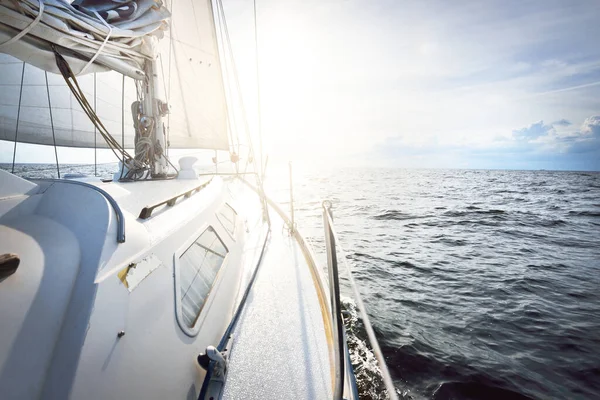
(4, 164, 599, 400)
(265, 167, 600, 400)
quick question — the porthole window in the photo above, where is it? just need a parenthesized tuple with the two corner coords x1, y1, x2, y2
(217, 203, 237, 236)
(178, 226, 228, 328)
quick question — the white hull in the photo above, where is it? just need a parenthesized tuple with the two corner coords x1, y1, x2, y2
(0, 169, 357, 399)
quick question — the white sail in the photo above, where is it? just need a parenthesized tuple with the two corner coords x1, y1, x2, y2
(0, 0, 229, 150)
(158, 0, 229, 150)
(0, 54, 137, 148)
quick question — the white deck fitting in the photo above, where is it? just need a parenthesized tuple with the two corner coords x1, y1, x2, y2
(222, 214, 333, 400)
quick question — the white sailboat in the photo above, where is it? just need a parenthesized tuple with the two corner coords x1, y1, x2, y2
(0, 1, 397, 399)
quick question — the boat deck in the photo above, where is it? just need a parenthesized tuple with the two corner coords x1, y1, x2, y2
(222, 212, 333, 399)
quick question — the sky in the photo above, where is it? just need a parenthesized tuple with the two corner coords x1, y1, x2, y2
(224, 0, 600, 170)
(2, 0, 599, 171)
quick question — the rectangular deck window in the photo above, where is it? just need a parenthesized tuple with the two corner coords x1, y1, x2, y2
(179, 226, 228, 327)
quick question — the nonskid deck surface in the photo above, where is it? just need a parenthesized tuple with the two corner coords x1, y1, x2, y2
(222, 213, 333, 400)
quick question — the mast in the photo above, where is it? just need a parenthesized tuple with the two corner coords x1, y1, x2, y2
(142, 49, 169, 176)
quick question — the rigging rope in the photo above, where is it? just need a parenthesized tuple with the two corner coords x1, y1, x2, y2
(11, 62, 25, 174)
(49, 46, 177, 181)
(122, 74, 125, 153)
(158, 51, 171, 162)
(52, 47, 136, 166)
(94, 72, 97, 176)
(215, 0, 255, 173)
(215, 3, 241, 159)
(214, 0, 269, 225)
(252, 0, 265, 179)
(165, 0, 174, 157)
(4, 7, 176, 181)
(45, 71, 61, 178)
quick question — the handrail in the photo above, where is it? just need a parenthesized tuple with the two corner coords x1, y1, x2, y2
(322, 201, 345, 400)
(138, 178, 212, 219)
(239, 179, 349, 398)
(322, 201, 399, 400)
(34, 179, 125, 243)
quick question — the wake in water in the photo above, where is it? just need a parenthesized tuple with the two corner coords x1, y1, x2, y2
(343, 297, 386, 399)
(342, 297, 411, 400)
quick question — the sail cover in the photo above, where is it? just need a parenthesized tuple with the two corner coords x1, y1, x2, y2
(0, 0, 229, 150)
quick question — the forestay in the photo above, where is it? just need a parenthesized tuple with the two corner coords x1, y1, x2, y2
(0, 0, 229, 150)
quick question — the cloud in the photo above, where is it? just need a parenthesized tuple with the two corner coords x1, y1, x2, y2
(512, 121, 553, 140)
(511, 118, 577, 142)
(374, 114, 600, 170)
(581, 116, 600, 137)
(552, 119, 572, 126)
(562, 116, 600, 155)
(511, 116, 600, 157)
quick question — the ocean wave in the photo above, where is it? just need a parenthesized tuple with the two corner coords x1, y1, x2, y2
(443, 209, 506, 217)
(432, 381, 535, 400)
(372, 210, 432, 221)
(568, 210, 600, 217)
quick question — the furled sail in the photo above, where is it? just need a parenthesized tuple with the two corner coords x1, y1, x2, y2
(0, 0, 229, 150)
(0, 0, 169, 78)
